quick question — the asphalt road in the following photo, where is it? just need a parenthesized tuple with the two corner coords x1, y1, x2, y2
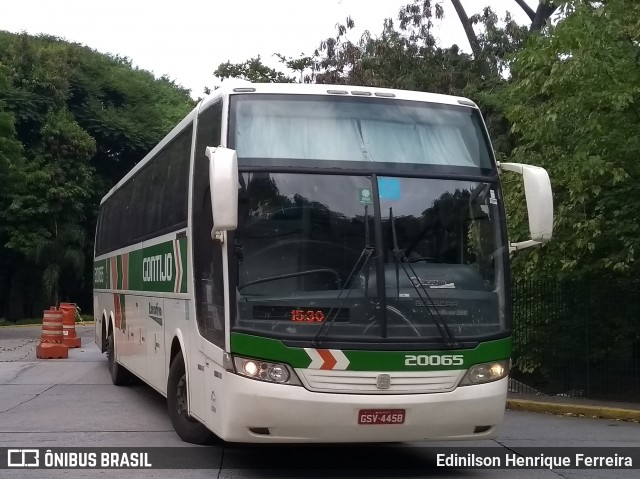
(1, 325, 639, 479)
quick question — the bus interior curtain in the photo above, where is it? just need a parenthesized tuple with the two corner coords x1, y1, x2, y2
(235, 114, 477, 167)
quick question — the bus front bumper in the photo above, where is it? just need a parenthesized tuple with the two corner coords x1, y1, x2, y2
(219, 375, 508, 443)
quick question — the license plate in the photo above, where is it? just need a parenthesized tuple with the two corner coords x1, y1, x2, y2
(358, 409, 405, 425)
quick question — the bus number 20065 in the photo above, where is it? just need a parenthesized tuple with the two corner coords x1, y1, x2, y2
(404, 354, 464, 366)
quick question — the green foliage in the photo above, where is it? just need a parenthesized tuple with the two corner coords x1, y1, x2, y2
(0, 68, 23, 194)
(0, 31, 194, 316)
(308, 9, 480, 95)
(214, 56, 295, 83)
(208, 3, 555, 263)
(210, 3, 524, 163)
(505, 0, 640, 277)
(469, 7, 530, 75)
(274, 53, 314, 83)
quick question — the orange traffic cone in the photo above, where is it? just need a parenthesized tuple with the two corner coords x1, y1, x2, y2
(36, 309, 69, 359)
(59, 302, 81, 348)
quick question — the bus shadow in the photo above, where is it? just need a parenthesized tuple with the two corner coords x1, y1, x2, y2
(219, 444, 472, 478)
(122, 376, 479, 477)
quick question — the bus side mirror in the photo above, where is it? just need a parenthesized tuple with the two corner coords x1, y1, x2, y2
(205, 146, 238, 241)
(499, 162, 553, 252)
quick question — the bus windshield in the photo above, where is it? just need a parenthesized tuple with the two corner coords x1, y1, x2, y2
(232, 173, 507, 345)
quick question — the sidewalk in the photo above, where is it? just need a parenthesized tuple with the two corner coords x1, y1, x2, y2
(507, 392, 640, 422)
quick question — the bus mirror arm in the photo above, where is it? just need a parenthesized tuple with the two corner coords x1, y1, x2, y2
(498, 162, 554, 253)
(211, 227, 223, 243)
(205, 146, 239, 241)
(509, 239, 542, 253)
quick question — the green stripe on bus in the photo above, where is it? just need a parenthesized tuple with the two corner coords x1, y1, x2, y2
(230, 333, 511, 371)
(94, 238, 188, 293)
(129, 249, 145, 291)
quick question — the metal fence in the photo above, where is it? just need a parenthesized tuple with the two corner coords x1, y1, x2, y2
(509, 278, 640, 402)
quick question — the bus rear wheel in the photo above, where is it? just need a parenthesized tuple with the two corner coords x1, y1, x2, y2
(167, 351, 213, 444)
(107, 332, 133, 386)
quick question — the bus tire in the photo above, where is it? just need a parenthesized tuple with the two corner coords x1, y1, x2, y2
(107, 333, 132, 386)
(167, 351, 213, 444)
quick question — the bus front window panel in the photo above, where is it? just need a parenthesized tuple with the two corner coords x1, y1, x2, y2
(232, 173, 507, 343)
(234, 173, 379, 338)
(232, 95, 492, 169)
(377, 177, 506, 340)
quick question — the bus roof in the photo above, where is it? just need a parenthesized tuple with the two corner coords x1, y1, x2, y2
(199, 81, 477, 112)
(100, 82, 478, 205)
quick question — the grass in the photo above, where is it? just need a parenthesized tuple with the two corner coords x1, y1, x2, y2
(0, 314, 94, 327)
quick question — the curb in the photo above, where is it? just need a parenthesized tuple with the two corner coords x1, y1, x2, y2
(507, 399, 640, 422)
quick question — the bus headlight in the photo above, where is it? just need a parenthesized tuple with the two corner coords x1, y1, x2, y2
(232, 356, 302, 385)
(459, 359, 510, 386)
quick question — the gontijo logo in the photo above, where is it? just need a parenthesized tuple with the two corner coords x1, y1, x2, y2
(142, 253, 173, 282)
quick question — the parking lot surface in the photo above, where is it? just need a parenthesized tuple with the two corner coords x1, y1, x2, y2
(1, 325, 639, 478)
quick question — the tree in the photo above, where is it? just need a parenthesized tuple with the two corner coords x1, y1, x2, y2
(504, 0, 640, 276)
(0, 31, 195, 319)
(451, 0, 558, 59)
(214, 56, 296, 83)
(207, 0, 640, 280)
(0, 63, 25, 318)
(4, 109, 96, 306)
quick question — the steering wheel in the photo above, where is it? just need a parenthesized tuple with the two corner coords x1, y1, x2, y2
(243, 239, 363, 262)
(408, 256, 438, 263)
(363, 305, 421, 337)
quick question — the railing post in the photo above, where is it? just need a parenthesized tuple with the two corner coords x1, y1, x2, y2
(585, 279, 591, 399)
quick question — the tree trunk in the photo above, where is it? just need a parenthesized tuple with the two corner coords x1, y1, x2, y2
(531, 1, 558, 32)
(450, 0, 482, 59)
(513, 0, 536, 21)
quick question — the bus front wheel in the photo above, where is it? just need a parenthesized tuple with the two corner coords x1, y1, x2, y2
(167, 351, 213, 444)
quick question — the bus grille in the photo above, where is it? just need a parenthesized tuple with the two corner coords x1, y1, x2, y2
(296, 369, 464, 394)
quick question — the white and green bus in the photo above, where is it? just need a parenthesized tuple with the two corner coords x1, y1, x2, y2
(94, 82, 552, 444)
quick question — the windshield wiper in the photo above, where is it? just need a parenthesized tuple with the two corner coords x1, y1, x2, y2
(312, 205, 375, 347)
(389, 207, 459, 347)
(238, 269, 342, 294)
